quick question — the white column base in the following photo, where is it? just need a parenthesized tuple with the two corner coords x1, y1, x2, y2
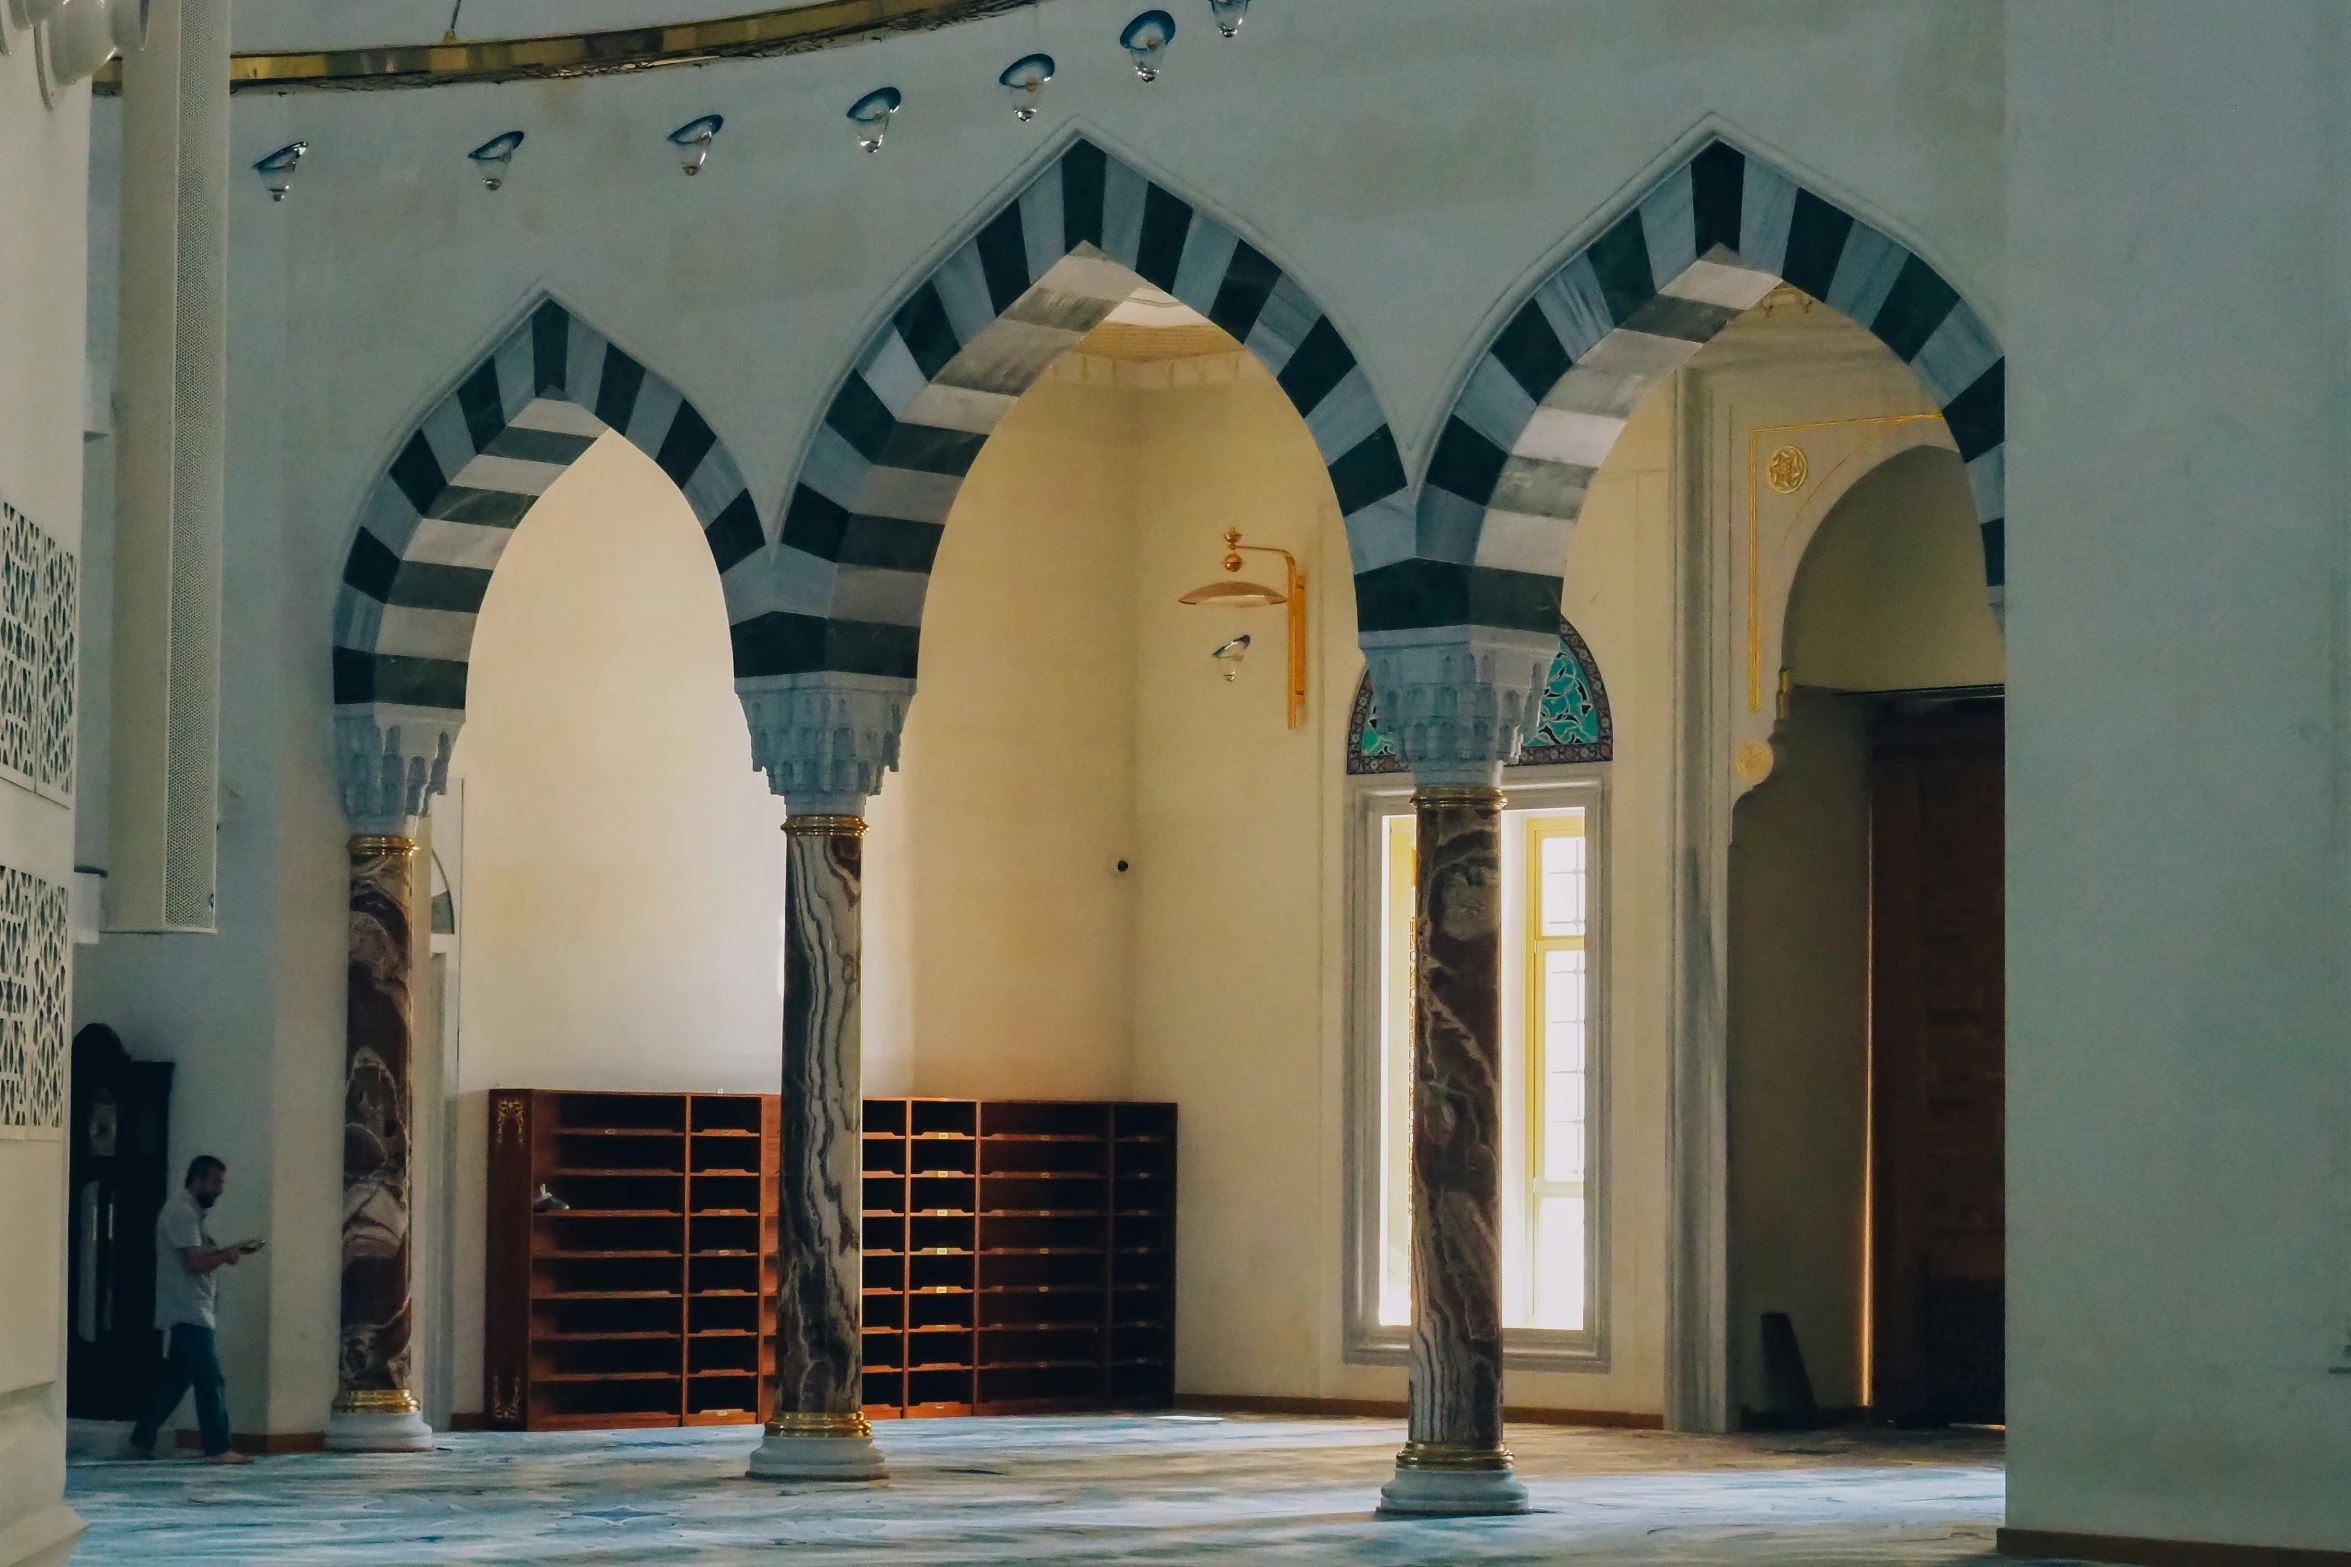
(1376, 1463, 1531, 1517)
(323, 1408, 436, 1453)
(746, 1431, 888, 1482)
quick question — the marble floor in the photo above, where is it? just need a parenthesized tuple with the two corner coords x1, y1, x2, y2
(65, 1413, 2054, 1564)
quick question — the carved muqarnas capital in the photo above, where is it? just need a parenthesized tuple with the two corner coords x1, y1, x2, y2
(1358, 627, 1558, 788)
(335, 711, 458, 835)
(737, 673, 912, 817)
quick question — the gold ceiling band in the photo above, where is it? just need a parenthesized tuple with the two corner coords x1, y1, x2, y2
(91, 0, 1039, 94)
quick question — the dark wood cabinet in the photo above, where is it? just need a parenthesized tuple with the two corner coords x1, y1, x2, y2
(486, 1090, 1175, 1430)
(860, 1098, 1177, 1420)
(484, 1089, 780, 1431)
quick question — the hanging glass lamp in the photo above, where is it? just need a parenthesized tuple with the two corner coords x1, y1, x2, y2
(999, 52, 1054, 121)
(847, 87, 901, 153)
(468, 130, 524, 191)
(1121, 10, 1175, 80)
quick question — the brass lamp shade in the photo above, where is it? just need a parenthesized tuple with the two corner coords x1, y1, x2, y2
(1180, 578, 1287, 608)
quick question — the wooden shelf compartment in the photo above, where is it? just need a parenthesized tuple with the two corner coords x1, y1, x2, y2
(856, 1098, 1174, 1422)
(489, 1089, 779, 1432)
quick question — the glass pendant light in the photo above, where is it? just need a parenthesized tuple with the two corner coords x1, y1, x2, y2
(999, 52, 1054, 121)
(1120, 10, 1175, 79)
(846, 86, 901, 153)
(253, 141, 307, 201)
(1207, 0, 1249, 37)
(468, 130, 524, 191)
(668, 114, 723, 176)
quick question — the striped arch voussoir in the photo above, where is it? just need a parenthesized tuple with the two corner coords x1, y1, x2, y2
(742, 136, 1410, 690)
(330, 298, 764, 742)
(1366, 138, 2006, 643)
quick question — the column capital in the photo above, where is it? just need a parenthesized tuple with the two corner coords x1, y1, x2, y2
(335, 709, 457, 837)
(737, 672, 912, 818)
(1358, 626, 1557, 789)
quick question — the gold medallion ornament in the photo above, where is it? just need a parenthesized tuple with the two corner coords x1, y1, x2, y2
(1765, 444, 1809, 494)
(1735, 740, 1775, 784)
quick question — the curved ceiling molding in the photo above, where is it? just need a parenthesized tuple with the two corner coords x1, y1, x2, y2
(93, 0, 1040, 93)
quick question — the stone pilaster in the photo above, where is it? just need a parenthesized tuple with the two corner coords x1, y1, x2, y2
(744, 672, 902, 1482)
(1367, 625, 1544, 1517)
(325, 831, 434, 1452)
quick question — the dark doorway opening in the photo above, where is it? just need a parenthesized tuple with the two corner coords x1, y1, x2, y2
(1868, 698, 2005, 1425)
(66, 1024, 176, 1422)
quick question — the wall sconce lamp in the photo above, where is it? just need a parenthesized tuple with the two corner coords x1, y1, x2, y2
(253, 141, 307, 201)
(668, 114, 723, 175)
(999, 52, 1053, 121)
(468, 130, 524, 191)
(1207, 0, 1249, 37)
(1121, 9, 1175, 80)
(847, 86, 901, 152)
(1180, 528, 1305, 728)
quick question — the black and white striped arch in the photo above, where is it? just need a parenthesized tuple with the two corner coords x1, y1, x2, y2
(332, 299, 761, 731)
(1366, 139, 2007, 641)
(744, 137, 1408, 684)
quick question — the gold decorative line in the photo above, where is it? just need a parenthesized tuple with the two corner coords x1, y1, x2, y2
(765, 1410, 873, 1439)
(348, 835, 419, 858)
(92, 0, 1043, 94)
(1412, 785, 1505, 810)
(332, 1387, 422, 1415)
(782, 815, 866, 838)
(1393, 1440, 1515, 1472)
(1745, 413, 1943, 713)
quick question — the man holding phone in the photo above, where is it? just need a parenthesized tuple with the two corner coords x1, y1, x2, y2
(128, 1155, 264, 1463)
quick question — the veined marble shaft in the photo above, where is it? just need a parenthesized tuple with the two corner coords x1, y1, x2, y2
(341, 837, 417, 1400)
(775, 825, 865, 1419)
(1408, 788, 1507, 1456)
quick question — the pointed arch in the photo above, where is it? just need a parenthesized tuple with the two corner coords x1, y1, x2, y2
(331, 297, 762, 739)
(1371, 138, 2006, 650)
(741, 135, 1410, 686)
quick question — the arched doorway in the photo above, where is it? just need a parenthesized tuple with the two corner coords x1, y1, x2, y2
(1408, 136, 2006, 1435)
(1727, 439, 2004, 1428)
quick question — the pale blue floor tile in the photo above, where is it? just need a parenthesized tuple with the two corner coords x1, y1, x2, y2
(68, 1414, 2033, 1564)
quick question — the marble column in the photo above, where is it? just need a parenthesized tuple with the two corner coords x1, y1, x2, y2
(325, 832, 435, 1452)
(739, 671, 907, 1483)
(1377, 786, 1528, 1515)
(1361, 624, 1551, 1518)
(747, 812, 886, 1480)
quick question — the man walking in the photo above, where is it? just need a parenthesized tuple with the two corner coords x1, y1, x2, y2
(128, 1155, 264, 1463)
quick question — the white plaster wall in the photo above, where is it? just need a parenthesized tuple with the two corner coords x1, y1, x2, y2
(1726, 687, 1869, 1419)
(0, 43, 88, 1567)
(881, 378, 1141, 1102)
(2005, 1, 2351, 1548)
(446, 433, 788, 1098)
(1785, 446, 2003, 693)
(1124, 363, 1347, 1401)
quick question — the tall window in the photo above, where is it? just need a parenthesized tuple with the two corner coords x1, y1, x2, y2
(1363, 789, 1602, 1355)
